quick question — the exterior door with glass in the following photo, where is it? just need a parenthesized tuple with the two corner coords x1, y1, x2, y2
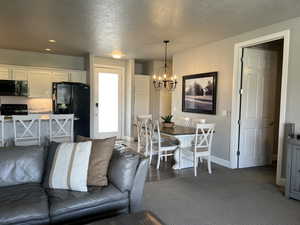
(94, 67, 123, 139)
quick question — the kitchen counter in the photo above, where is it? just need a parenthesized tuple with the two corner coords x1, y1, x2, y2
(3, 114, 79, 121)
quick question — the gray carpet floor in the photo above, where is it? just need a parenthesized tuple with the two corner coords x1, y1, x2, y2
(143, 163, 300, 225)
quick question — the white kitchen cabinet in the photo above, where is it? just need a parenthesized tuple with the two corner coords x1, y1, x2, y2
(0, 64, 86, 97)
(52, 71, 70, 83)
(28, 70, 52, 98)
(70, 71, 86, 83)
(12, 68, 28, 81)
(0, 67, 11, 80)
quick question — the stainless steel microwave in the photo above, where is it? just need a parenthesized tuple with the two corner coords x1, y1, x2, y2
(0, 80, 28, 96)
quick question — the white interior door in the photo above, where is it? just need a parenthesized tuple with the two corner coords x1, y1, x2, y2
(239, 47, 278, 168)
(134, 75, 150, 120)
(94, 68, 123, 139)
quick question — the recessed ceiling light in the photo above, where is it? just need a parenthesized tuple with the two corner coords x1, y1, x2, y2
(45, 48, 51, 51)
(112, 50, 124, 59)
(48, 39, 56, 43)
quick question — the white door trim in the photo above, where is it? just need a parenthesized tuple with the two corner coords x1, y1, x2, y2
(92, 64, 126, 139)
(230, 30, 290, 186)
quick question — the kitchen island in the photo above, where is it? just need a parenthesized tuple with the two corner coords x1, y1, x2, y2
(1, 114, 77, 146)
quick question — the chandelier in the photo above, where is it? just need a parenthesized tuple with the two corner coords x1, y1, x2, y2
(152, 40, 177, 91)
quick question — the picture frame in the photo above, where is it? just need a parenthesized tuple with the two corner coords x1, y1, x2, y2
(182, 72, 218, 114)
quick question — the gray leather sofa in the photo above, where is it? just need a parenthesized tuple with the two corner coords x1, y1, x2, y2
(0, 145, 149, 225)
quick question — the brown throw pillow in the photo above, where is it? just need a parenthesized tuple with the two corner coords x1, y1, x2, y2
(76, 135, 116, 187)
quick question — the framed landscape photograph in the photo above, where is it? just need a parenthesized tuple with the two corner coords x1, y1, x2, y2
(182, 72, 218, 114)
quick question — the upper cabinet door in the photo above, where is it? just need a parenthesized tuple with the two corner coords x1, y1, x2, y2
(52, 71, 70, 83)
(0, 67, 11, 80)
(12, 68, 28, 81)
(70, 71, 86, 83)
(28, 70, 52, 98)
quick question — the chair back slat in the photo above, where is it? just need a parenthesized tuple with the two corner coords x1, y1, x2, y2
(49, 114, 74, 143)
(192, 118, 206, 127)
(0, 116, 4, 147)
(137, 114, 152, 120)
(12, 115, 41, 146)
(136, 115, 152, 154)
(176, 116, 192, 127)
(195, 123, 215, 151)
(147, 120, 161, 148)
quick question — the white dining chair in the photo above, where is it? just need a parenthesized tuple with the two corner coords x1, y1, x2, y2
(176, 116, 192, 127)
(0, 116, 4, 147)
(191, 118, 206, 127)
(183, 117, 192, 127)
(13, 115, 41, 146)
(49, 114, 74, 143)
(136, 115, 152, 155)
(149, 120, 180, 169)
(188, 123, 215, 176)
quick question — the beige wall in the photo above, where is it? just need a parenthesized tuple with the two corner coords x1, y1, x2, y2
(172, 16, 300, 162)
(0, 49, 85, 70)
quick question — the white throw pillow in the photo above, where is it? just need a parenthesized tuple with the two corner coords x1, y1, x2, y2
(48, 141, 92, 192)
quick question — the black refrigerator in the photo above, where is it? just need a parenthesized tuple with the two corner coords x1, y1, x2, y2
(52, 82, 90, 137)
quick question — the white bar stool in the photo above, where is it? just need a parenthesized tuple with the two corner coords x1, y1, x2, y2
(13, 115, 41, 146)
(49, 114, 74, 143)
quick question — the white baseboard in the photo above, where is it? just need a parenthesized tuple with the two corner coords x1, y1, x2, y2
(277, 178, 286, 186)
(211, 156, 231, 168)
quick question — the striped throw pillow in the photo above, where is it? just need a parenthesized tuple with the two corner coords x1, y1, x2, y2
(48, 142, 92, 192)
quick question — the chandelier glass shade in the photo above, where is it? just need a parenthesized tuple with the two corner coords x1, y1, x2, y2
(152, 40, 177, 91)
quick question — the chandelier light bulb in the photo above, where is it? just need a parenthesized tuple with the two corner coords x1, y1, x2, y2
(158, 76, 162, 80)
(153, 74, 156, 80)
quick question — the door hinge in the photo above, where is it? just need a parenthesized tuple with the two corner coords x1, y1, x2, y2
(239, 89, 244, 95)
(240, 57, 244, 63)
(237, 150, 240, 156)
(238, 119, 241, 125)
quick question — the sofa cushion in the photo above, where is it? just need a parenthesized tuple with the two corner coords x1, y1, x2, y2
(0, 183, 49, 225)
(43, 142, 60, 187)
(47, 184, 128, 224)
(0, 146, 45, 187)
(76, 136, 116, 187)
(45, 142, 92, 192)
(108, 150, 140, 192)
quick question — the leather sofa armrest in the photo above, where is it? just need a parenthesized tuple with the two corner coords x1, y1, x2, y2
(108, 149, 149, 213)
(129, 154, 149, 213)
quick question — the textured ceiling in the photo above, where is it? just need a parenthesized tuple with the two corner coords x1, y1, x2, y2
(1, 0, 300, 59)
